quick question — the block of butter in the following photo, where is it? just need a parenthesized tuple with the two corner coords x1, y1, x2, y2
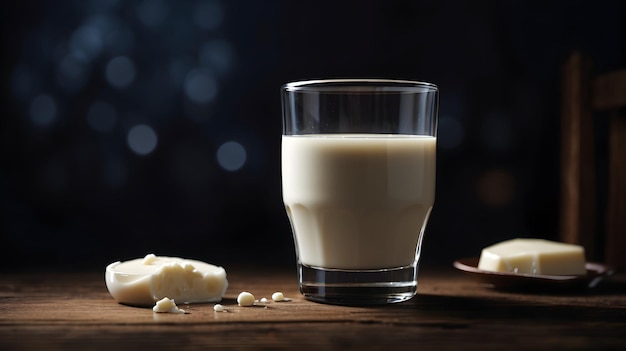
(105, 254, 228, 306)
(477, 238, 587, 276)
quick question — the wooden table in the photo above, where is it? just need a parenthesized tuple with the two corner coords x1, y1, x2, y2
(1, 265, 625, 350)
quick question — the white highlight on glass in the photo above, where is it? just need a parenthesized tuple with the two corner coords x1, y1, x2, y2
(184, 68, 218, 104)
(105, 56, 136, 88)
(169, 57, 193, 85)
(127, 124, 158, 155)
(29, 94, 57, 127)
(87, 100, 116, 133)
(216, 141, 246, 172)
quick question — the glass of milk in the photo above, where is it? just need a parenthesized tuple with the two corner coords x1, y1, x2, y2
(281, 79, 438, 305)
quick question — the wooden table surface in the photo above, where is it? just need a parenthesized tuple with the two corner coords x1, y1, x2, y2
(1, 264, 625, 350)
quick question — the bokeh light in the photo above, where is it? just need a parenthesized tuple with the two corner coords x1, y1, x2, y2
(4, 0, 619, 272)
(169, 56, 194, 86)
(136, 0, 168, 30)
(97, 16, 135, 54)
(29, 94, 57, 127)
(475, 169, 516, 207)
(57, 53, 91, 92)
(216, 141, 247, 172)
(184, 68, 218, 104)
(127, 124, 158, 156)
(198, 39, 233, 75)
(70, 24, 104, 61)
(193, 0, 223, 31)
(105, 56, 136, 88)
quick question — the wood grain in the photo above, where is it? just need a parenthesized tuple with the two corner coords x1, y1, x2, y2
(1, 266, 625, 350)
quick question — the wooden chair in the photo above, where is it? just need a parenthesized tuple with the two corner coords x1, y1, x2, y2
(561, 52, 626, 271)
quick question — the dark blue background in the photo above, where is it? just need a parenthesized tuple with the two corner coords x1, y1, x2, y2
(1, 0, 623, 271)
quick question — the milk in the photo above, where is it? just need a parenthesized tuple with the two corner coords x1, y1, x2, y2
(282, 134, 436, 270)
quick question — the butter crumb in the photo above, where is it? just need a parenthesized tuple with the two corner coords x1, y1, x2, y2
(153, 297, 186, 314)
(271, 292, 285, 302)
(143, 253, 157, 265)
(237, 291, 255, 306)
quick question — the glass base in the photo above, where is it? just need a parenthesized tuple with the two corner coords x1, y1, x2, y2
(298, 263, 418, 305)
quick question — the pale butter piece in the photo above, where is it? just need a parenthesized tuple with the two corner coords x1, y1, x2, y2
(237, 291, 255, 307)
(477, 238, 587, 275)
(106, 254, 228, 306)
(153, 297, 185, 314)
(271, 292, 285, 302)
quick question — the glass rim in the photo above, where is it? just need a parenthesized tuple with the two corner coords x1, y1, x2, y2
(282, 79, 438, 92)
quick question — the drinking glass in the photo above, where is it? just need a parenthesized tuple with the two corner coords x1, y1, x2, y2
(281, 79, 438, 305)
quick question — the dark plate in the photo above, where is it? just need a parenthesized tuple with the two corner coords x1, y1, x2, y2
(453, 257, 614, 291)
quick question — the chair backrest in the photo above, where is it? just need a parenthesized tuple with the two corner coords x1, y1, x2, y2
(561, 52, 626, 271)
